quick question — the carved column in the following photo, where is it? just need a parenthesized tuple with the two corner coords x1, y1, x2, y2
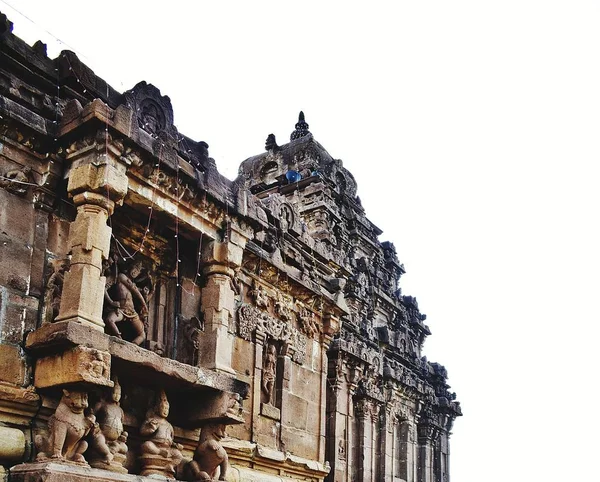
(417, 421, 436, 482)
(355, 398, 374, 482)
(55, 132, 128, 330)
(381, 403, 396, 482)
(199, 232, 244, 373)
(326, 353, 347, 482)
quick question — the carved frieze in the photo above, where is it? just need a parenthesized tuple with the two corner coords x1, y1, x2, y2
(237, 304, 307, 364)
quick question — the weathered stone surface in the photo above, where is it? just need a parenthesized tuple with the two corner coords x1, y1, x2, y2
(0, 344, 28, 385)
(0, 426, 26, 462)
(0, 15, 461, 482)
(34, 345, 112, 389)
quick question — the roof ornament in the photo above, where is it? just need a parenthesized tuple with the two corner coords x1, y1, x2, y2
(265, 133, 279, 152)
(290, 111, 311, 141)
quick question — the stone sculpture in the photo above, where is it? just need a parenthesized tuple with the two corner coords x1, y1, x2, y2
(185, 423, 229, 482)
(0, 165, 32, 196)
(87, 378, 128, 472)
(36, 389, 94, 464)
(103, 258, 150, 345)
(139, 389, 183, 477)
(261, 342, 277, 405)
(43, 259, 68, 324)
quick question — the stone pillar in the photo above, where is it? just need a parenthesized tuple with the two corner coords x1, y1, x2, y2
(381, 406, 395, 482)
(417, 422, 435, 482)
(199, 235, 244, 374)
(355, 398, 374, 482)
(55, 133, 128, 330)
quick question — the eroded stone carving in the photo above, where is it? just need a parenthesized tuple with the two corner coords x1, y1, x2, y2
(43, 259, 69, 324)
(185, 423, 229, 481)
(238, 304, 307, 364)
(0, 165, 33, 196)
(297, 306, 319, 339)
(87, 378, 128, 473)
(103, 257, 152, 345)
(139, 389, 183, 478)
(249, 281, 269, 309)
(36, 389, 93, 465)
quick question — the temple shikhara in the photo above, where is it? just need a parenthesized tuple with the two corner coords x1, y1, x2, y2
(0, 12, 461, 482)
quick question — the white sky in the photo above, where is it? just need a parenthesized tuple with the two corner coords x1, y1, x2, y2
(3, 1, 600, 480)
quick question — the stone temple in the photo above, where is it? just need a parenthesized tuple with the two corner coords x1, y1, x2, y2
(0, 12, 461, 482)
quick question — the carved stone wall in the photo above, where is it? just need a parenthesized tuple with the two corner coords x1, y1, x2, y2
(0, 12, 459, 482)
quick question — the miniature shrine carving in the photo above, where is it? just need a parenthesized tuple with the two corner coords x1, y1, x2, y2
(35, 389, 93, 464)
(185, 423, 229, 482)
(139, 389, 183, 477)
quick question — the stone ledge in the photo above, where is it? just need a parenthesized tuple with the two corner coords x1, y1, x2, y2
(25, 321, 248, 398)
(223, 439, 330, 477)
(9, 462, 179, 482)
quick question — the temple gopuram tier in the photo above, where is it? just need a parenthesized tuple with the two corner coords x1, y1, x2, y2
(0, 12, 461, 482)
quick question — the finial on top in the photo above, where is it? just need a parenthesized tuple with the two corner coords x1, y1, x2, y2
(290, 111, 311, 141)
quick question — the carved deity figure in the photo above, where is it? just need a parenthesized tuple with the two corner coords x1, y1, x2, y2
(0, 165, 32, 196)
(103, 257, 150, 345)
(249, 282, 269, 309)
(139, 390, 183, 477)
(87, 378, 128, 472)
(36, 389, 94, 464)
(261, 343, 277, 405)
(43, 260, 68, 324)
(185, 423, 229, 482)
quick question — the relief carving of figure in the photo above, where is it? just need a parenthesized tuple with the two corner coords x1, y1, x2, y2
(261, 342, 277, 405)
(139, 390, 183, 477)
(36, 389, 94, 464)
(185, 423, 229, 482)
(43, 259, 68, 324)
(0, 165, 33, 196)
(87, 378, 128, 472)
(249, 281, 269, 310)
(103, 257, 151, 345)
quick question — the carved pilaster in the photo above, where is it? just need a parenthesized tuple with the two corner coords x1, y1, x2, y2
(54, 131, 128, 330)
(198, 236, 245, 373)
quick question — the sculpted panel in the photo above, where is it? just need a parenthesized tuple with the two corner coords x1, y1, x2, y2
(237, 303, 307, 364)
(103, 255, 154, 345)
